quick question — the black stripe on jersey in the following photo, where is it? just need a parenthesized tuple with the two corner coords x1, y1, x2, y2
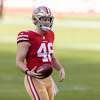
(17, 40, 29, 44)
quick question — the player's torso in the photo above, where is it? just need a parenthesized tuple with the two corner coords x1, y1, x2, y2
(26, 30, 54, 70)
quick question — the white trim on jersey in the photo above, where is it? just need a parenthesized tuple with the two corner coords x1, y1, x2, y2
(17, 35, 28, 38)
(17, 38, 29, 42)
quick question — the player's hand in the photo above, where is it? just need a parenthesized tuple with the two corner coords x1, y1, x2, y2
(27, 69, 44, 79)
(59, 68, 65, 82)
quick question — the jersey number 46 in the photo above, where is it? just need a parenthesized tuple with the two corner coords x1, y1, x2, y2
(37, 42, 53, 62)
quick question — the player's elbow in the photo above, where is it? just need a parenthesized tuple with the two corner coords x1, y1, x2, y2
(16, 57, 22, 68)
(16, 55, 26, 70)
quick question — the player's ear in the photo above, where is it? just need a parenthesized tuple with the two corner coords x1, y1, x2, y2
(32, 16, 37, 25)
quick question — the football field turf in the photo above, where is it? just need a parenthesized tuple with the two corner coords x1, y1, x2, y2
(1, 15, 100, 100)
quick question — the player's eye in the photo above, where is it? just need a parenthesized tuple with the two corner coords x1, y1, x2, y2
(39, 17, 52, 22)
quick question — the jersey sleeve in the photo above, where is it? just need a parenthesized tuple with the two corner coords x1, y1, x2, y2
(17, 31, 30, 44)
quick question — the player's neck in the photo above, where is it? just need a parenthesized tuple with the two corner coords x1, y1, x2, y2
(35, 29, 46, 36)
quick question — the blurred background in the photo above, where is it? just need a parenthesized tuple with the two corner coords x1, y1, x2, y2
(1, 0, 100, 100)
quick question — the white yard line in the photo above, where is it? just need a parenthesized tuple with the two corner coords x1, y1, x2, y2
(59, 85, 90, 92)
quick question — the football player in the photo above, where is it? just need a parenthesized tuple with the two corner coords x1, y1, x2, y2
(16, 6, 65, 100)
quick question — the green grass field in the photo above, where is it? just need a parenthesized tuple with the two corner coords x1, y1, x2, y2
(1, 15, 100, 100)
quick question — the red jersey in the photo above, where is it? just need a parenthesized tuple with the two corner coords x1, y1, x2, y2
(17, 30, 54, 70)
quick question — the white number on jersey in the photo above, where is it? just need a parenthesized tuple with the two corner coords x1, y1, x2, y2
(37, 43, 53, 62)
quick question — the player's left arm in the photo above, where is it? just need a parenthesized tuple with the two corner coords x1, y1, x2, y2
(51, 54, 65, 82)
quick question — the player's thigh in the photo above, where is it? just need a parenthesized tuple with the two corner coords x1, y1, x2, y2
(47, 84, 54, 100)
(43, 77, 55, 100)
(24, 75, 49, 100)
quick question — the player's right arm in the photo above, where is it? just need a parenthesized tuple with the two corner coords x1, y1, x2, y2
(16, 41, 43, 78)
(16, 31, 44, 78)
(16, 41, 30, 73)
